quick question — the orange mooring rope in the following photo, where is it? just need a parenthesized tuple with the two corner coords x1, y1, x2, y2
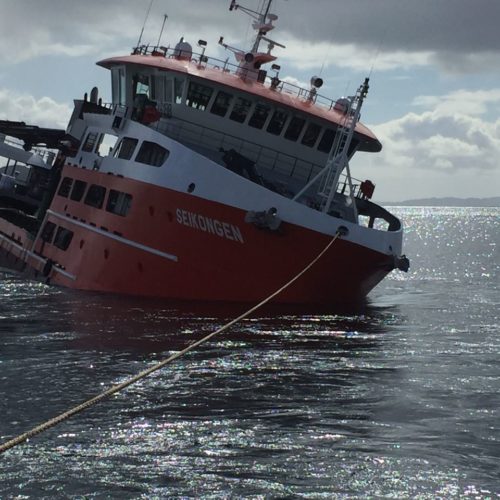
(0, 231, 342, 454)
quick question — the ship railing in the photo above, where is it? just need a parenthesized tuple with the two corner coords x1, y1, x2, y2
(131, 44, 341, 112)
(150, 114, 363, 199)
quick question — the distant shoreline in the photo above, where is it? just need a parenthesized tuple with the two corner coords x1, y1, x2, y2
(381, 197, 500, 207)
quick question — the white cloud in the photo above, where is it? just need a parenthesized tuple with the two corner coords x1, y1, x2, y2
(1, 0, 500, 74)
(279, 38, 432, 73)
(352, 89, 500, 200)
(0, 89, 72, 129)
(375, 111, 500, 172)
(413, 89, 500, 116)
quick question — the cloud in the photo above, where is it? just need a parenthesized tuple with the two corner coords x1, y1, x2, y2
(374, 109, 500, 173)
(278, 38, 432, 73)
(413, 89, 500, 117)
(1, 0, 500, 74)
(352, 101, 500, 200)
(0, 88, 72, 129)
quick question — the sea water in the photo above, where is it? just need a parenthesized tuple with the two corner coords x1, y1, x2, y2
(0, 207, 498, 498)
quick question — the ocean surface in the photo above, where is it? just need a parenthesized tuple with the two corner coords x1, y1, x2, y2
(0, 207, 498, 499)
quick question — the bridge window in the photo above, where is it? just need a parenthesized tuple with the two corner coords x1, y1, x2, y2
(210, 90, 233, 117)
(70, 180, 87, 202)
(96, 133, 118, 157)
(106, 190, 132, 217)
(267, 109, 289, 135)
(82, 132, 99, 152)
(114, 137, 138, 160)
(174, 78, 185, 104)
(84, 184, 106, 209)
(111, 67, 126, 105)
(229, 96, 252, 123)
(318, 128, 336, 153)
(135, 141, 169, 167)
(57, 177, 73, 197)
(186, 81, 213, 110)
(284, 116, 306, 141)
(133, 73, 150, 98)
(301, 122, 322, 147)
(248, 102, 271, 129)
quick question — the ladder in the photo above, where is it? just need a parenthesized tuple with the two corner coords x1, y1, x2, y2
(318, 78, 370, 215)
(292, 78, 370, 217)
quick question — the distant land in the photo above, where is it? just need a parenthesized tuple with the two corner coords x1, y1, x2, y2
(382, 197, 500, 207)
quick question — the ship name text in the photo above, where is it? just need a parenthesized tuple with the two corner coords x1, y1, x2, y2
(176, 209, 244, 244)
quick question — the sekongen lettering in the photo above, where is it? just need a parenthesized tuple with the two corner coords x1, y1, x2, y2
(176, 208, 244, 244)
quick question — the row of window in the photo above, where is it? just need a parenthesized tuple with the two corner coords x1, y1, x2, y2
(82, 132, 169, 168)
(184, 80, 338, 153)
(57, 177, 132, 217)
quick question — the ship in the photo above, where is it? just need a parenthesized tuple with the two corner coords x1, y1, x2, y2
(0, 0, 409, 307)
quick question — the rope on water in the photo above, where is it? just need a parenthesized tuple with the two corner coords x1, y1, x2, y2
(0, 231, 342, 454)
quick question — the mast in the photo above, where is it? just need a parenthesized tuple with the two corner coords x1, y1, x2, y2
(251, 0, 273, 53)
(222, 0, 284, 80)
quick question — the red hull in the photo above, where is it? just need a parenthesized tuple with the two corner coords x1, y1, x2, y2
(0, 166, 392, 305)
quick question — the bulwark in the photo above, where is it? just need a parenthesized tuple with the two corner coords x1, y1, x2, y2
(176, 208, 244, 244)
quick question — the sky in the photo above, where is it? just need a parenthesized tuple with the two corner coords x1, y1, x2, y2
(0, 0, 499, 201)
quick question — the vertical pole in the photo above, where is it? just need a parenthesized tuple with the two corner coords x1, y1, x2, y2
(156, 14, 168, 48)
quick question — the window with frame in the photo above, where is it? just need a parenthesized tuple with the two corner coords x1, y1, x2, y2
(210, 90, 233, 117)
(301, 122, 322, 147)
(186, 81, 213, 110)
(113, 137, 138, 160)
(267, 109, 289, 135)
(96, 133, 118, 157)
(318, 128, 336, 153)
(106, 190, 132, 217)
(284, 116, 306, 141)
(53, 227, 74, 251)
(82, 132, 99, 152)
(174, 78, 185, 104)
(111, 67, 126, 105)
(41, 221, 56, 243)
(70, 180, 87, 201)
(133, 73, 150, 98)
(84, 184, 106, 209)
(248, 102, 271, 129)
(229, 97, 252, 123)
(135, 141, 169, 167)
(57, 177, 73, 197)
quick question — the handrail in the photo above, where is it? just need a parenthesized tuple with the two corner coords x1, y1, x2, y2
(92, 101, 364, 200)
(131, 44, 342, 112)
(144, 111, 363, 198)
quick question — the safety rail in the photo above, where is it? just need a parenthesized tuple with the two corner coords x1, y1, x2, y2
(131, 44, 343, 112)
(96, 102, 364, 200)
(148, 113, 363, 198)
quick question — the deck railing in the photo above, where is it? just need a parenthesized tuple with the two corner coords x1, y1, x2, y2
(131, 44, 343, 112)
(149, 113, 362, 198)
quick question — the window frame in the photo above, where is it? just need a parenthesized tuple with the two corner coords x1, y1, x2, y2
(84, 184, 107, 209)
(57, 177, 73, 198)
(248, 101, 272, 130)
(53, 226, 74, 251)
(106, 189, 133, 217)
(69, 180, 87, 202)
(113, 137, 139, 160)
(135, 141, 169, 167)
